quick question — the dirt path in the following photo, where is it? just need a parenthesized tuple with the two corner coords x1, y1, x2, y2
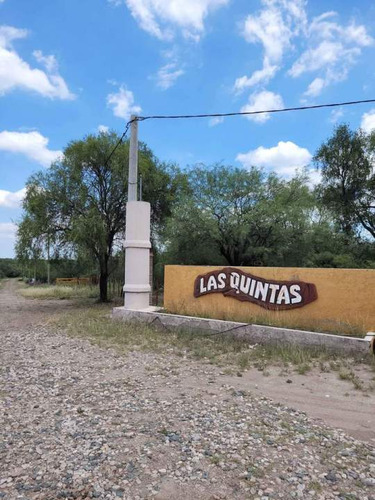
(1, 279, 375, 499)
(0, 279, 78, 330)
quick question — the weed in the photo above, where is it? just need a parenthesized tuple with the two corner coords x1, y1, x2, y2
(51, 303, 374, 383)
(307, 481, 322, 492)
(237, 352, 251, 371)
(296, 363, 311, 375)
(210, 455, 221, 465)
(319, 362, 330, 373)
(20, 285, 99, 300)
(338, 369, 364, 391)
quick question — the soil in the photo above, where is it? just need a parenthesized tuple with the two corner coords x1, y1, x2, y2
(1, 278, 375, 500)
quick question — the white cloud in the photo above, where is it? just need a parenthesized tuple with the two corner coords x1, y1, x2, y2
(242, 1, 306, 64)
(330, 108, 344, 124)
(98, 125, 109, 134)
(309, 12, 373, 47)
(0, 222, 17, 258)
(234, 61, 278, 92)
(0, 131, 62, 167)
(236, 4, 373, 97)
(107, 86, 141, 120)
(240, 90, 284, 123)
(303, 77, 326, 98)
(209, 116, 224, 127)
(110, 0, 228, 41)
(155, 63, 184, 90)
(33, 49, 58, 73)
(237, 140, 312, 178)
(289, 41, 360, 77)
(0, 222, 17, 257)
(0, 188, 26, 208)
(235, 0, 307, 90)
(289, 13, 373, 97)
(0, 25, 74, 100)
(361, 109, 375, 134)
(0, 222, 17, 240)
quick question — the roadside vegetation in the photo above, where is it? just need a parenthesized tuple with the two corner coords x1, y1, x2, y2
(14, 123, 375, 304)
(163, 307, 365, 337)
(54, 301, 375, 393)
(19, 284, 99, 300)
(0, 258, 21, 279)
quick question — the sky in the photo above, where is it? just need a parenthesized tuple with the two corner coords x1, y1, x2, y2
(1, 0, 375, 257)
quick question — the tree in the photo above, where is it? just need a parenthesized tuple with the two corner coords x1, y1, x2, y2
(314, 124, 374, 239)
(17, 131, 179, 301)
(164, 164, 315, 267)
(16, 180, 57, 283)
(16, 215, 45, 280)
(0, 259, 21, 278)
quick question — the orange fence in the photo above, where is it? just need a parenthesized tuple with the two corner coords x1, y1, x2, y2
(55, 277, 93, 286)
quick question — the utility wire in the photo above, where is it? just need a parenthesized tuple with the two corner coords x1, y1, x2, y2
(136, 98, 375, 122)
(104, 98, 375, 165)
(103, 120, 133, 167)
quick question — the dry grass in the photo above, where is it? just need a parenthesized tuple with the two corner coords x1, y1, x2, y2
(51, 302, 375, 392)
(20, 285, 99, 300)
(338, 367, 365, 390)
(54, 303, 355, 373)
(165, 307, 365, 338)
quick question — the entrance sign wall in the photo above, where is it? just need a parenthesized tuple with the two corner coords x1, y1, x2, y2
(165, 266, 375, 334)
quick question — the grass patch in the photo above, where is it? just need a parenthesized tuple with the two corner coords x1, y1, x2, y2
(338, 368, 364, 391)
(20, 284, 99, 300)
(53, 303, 353, 374)
(164, 308, 365, 337)
(308, 481, 322, 492)
(296, 363, 311, 375)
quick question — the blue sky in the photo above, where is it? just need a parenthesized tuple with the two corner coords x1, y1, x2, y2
(1, 0, 375, 257)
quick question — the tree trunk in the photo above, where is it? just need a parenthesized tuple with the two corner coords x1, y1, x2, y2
(99, 259, 109, 302)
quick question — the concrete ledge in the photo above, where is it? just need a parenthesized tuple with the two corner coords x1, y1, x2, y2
(112, 307, 372, 355)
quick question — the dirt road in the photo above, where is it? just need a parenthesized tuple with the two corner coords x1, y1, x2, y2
(1, 279, 375, 499)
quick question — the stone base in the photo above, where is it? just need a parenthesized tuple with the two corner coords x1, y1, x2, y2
(113, 306, 162, 314)
(111, 308, 372, 355)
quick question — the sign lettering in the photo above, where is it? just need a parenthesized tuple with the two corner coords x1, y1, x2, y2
(194, 267, 318, 311)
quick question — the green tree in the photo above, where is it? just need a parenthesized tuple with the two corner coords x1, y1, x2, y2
(164, 164, 315, 267)
(0, 259, 21, 278)
(314, 124, 374, 239)
(17, 131, 179, 301)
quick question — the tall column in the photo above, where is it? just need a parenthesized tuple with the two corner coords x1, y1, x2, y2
(123, 201, 151, 309)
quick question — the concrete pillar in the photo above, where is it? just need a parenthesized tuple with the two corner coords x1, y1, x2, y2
(123, 201, 151, 309)
(149, 250, 154, 306)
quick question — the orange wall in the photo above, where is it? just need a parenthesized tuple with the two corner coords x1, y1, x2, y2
(164, 266, 375, 335)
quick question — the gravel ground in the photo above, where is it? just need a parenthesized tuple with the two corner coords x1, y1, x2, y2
(1, 280, 375, 500)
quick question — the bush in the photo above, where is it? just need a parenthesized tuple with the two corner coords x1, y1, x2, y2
(0, 259, 21, 278)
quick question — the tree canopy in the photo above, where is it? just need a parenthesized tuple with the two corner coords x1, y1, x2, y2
(314, 124, 375, 239)
(17, 131, 179, 301)
(164, 164, 318, 267)
(16, 123, 375, 299)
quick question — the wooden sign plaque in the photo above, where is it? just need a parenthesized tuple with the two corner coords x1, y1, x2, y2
(194, 267, 318, 311)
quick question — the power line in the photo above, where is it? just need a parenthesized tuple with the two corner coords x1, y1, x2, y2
(103, 120, 132, 168)
(136, 98, 375, 122)
(104, 98, 375, 165)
